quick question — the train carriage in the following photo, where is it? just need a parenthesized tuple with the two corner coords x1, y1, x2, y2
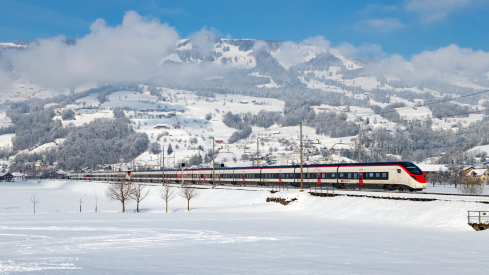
(68, 162, 427, 191)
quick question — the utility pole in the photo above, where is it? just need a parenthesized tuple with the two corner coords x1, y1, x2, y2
(256, 138, 259, 167)
(212, 137, 215, 189)
(299, 122, 320, 192)
(162, 144, 165, 185)
(358, 124, 362, 163)
(300, 122, 303, 192)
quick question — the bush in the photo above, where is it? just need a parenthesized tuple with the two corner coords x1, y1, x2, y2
(149, 142, 161, 154)
(61, 109, 75, 120)
(458, 177, 485, 195)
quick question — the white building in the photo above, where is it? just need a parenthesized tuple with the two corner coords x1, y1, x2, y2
(11, 172, 25, 181)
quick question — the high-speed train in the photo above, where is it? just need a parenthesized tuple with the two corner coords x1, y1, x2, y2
(70, 162, 427, 191)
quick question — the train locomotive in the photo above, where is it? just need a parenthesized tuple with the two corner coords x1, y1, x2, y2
(70, 161, 427, 191)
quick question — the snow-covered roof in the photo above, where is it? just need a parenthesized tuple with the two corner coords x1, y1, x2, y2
(57, 170, 67, 174)
(12, 172, 24, 177)
(469, 169, 488, 176)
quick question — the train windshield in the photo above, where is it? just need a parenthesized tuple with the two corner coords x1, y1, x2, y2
(401, 163, 423, 175)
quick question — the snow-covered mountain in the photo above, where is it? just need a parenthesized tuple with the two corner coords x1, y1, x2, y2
(1, 37, 489, 173)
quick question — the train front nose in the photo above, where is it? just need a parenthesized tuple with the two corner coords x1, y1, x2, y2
(410, 173, 427, 189)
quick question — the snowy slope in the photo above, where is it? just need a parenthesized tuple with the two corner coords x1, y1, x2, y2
(0, 180, 488, 274)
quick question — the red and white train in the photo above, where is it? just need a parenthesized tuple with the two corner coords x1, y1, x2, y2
(70, 162, 427, 191)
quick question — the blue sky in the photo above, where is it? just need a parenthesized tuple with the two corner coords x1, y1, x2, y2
(0, 0, 488, 58)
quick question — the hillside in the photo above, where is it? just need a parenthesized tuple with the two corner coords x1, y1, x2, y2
(1, 38, 489, 172)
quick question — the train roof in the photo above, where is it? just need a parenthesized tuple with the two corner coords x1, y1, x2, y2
(129, 162, 418, 173)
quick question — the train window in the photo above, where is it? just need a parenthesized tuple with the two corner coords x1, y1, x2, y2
(375, 173, 380, 178)
(369, 173, 374, 178)
(397, 169, 401, 173)
(348, 173, 351, 179)
(382, 173, 387, 178)
(321, 173, 326, 179)
(339, 173, 344, 178)
(353, 173, 358, 179)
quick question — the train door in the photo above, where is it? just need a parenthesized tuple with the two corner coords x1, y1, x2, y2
(278, 170, 282, 185)
(359, 169, 364, 186)
(396, 167, 408, 185)
(317, 169, 321, 185)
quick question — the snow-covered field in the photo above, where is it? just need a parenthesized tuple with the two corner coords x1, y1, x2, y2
(1, 180, 488, 274)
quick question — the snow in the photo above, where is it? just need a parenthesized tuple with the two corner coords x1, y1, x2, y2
(161, 53, 182, 63)
(396, 106, 432, 120)
(305, 68, 343, 81)
(1, 180, 489, 274)
(0, 106, 13, 128)
(0, 43, 25, 48)
(0, 78, 69, 103)
(271, 44, 328, 70)
(340, 76, 381, 91)
(248, 72, 280, 88)
(0, 134, 14, 148)
(329, 48, 362, 70)
(213, 42, 255, 69)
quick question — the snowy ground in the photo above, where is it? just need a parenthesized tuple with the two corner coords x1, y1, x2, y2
(1, 180, 489, 274)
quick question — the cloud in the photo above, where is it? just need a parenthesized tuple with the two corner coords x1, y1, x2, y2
(0, 67, 13, 91)
(186, 27, 220, 57)
(405, 0, 473, 23)
(252, 40, 269, 52)
(6, 11, 179, 88)
(354, 18, 405, 33)
(271, 36, 331, 69)
(337, 42, 388, 60)
(367, 44, 489, 83)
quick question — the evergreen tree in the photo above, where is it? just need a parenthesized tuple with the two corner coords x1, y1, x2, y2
(167, 143, 173, 155)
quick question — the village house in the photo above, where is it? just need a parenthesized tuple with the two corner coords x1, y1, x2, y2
(12, 172, 25, 181)
(0, 172, 13, 182)
(467, 169, 489, 182)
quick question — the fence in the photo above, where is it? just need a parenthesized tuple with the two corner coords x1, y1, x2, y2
(467, 211, 489, 224)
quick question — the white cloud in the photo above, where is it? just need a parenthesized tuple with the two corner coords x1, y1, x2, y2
(271, 36, 330, 69)
(7, 11, 179, 88)
(367, 44, 489, 83)
(0, 68, 13, 91)
(354, 18, 405, 33)
(252, 40, 269, 52)
(405, 0, 473, 23)
(337, 42, 388, 60)
(186, 27, 220, 57)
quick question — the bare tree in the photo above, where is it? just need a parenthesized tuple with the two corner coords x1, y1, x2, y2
(105, 179, 135, 213)
(159, 184, 176, 213)
(458, 177, 485, 195)
(30, 193, 41, 214)
(447, 166, 463, 188)
(179, 185, 199, 211)
(92, 188, 99, 212)
(426, 173, 438, 187)
(131, 183, 150, 213)
(79, 198, 83, 212)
